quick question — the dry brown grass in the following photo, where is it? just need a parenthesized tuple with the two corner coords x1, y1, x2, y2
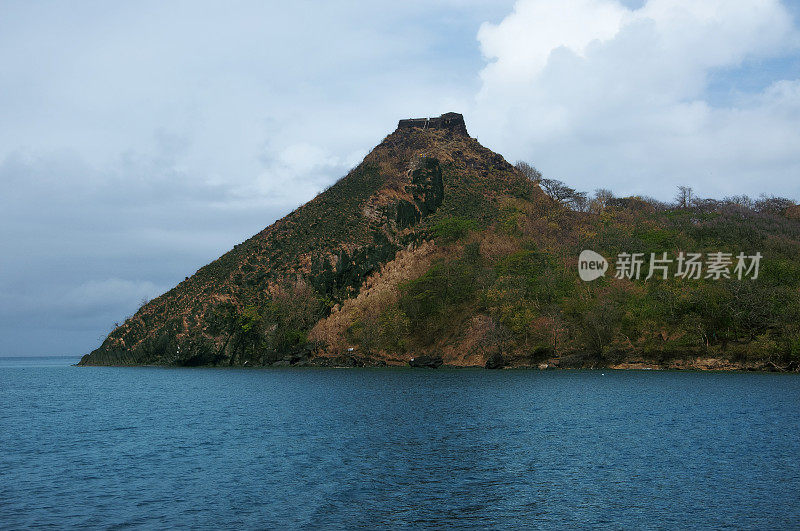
(309, 240, 440, 353)
(479, 230, 522, 264)
(440, 314, 500, 367)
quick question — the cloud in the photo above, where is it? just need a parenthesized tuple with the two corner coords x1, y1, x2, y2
(471, 0, 800, 199)
(477, 0, 627, 91)
(1, 0, 798, 356)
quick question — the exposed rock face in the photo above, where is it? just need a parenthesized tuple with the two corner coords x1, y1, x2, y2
(484, 352, 505, 370)
(409, 355, 444, 369)
(395, 157, 444, 228)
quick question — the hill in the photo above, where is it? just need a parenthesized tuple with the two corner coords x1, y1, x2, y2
(80, 113, 800, 371)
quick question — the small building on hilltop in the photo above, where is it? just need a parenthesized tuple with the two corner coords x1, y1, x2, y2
(397, 112, 468, 136)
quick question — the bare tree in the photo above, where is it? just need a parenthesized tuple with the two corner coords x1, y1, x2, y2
(540, 178, 572, 202)
(594, 188, 614, 204)
(638, 196, 670, 211)
(571, 192, 590, 212)
(691, 198, 722, 214)
(540, 178, 587, 210)
(590, 188, 614, 212)
(675, 186, 693, 208)
(514, 161, 542, 183)
(723, 195, 755, 210)
(755, 194, 794, 214)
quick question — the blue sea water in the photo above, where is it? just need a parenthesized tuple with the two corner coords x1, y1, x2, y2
(1, 358, 799, 529)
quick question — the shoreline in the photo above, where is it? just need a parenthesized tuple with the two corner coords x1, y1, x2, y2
(74, 359, 800, 373)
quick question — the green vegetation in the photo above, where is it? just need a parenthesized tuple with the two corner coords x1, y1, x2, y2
(202, 280, 328, 365)
(341, 176, 800, 369)
(432, 216, 478, 243)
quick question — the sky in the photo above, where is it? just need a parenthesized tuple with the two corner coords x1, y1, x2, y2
(1, 0, 799, 356)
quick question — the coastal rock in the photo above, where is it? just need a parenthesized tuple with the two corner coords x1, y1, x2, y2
(409, 355, 443, 369)
(485, 352, 505, 369)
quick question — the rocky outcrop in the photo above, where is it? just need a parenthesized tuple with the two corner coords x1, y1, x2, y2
(395, 157, 444, 228)
(409, 355, 443, 369)
(484, 352, 505, 370)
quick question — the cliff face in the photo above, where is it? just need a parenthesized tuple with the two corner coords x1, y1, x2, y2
(80, 113, 539, 367)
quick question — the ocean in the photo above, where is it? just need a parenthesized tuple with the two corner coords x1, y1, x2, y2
(1, 357, 799, 528)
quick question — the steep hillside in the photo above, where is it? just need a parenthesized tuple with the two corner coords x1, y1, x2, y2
(80, 113, 800, 371)
(80, 113, 540, 367)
